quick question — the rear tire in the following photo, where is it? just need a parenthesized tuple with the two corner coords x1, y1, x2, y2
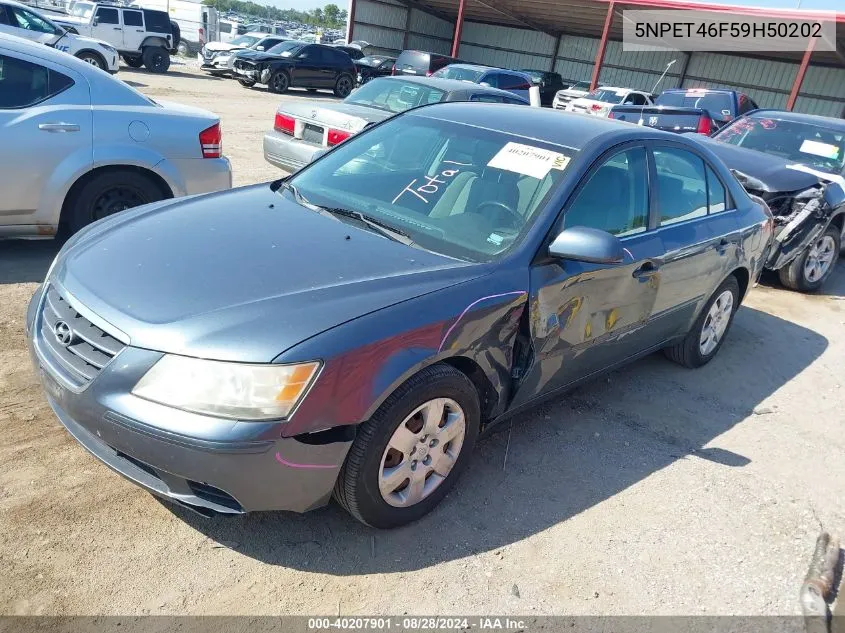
(142, 46, 170, 73)
(664, 275, 740, 368)
(123, 54, 143, 68)
(176, 41, 189, 56)
(333, 364, 480, 528)
(777, 226, 840, 292)
(64, 170, 165, 235)
(76, 51, 106, 70)
(268, 70, 289, 94)
(333, 73, 354, 98)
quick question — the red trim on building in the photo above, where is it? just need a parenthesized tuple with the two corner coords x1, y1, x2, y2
(595, 0, 844, 23)
(346, 0, 357, 43)
(452, 0, 467, 57)
(591, 0, 614, 91)
(787, 36, 818, 111)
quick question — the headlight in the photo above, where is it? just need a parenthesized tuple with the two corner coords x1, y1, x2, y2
(132, 355, 321, 420)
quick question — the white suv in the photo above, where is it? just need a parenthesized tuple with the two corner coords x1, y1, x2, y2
(0, 0, 118, 72)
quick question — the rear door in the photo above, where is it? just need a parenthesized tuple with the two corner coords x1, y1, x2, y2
(0, 50, 91, 230)
(90, 6, 121, 48)
(121, 9, 145, 52)
(648, 143, 741, 340)
(291, 44, 321, 87)
(510, 145, 666, 406)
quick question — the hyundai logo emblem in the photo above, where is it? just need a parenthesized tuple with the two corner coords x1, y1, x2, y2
(54, 321, 73, 347)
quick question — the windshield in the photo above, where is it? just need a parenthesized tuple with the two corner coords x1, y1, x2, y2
(521, 70, 544, 83)
(657, 91, 734, 118)
(345, 79, 446, 113)
(714, 116, 845, 176)
(267, 40, 303, 55)
(570, 81, 591, 91)
(358, 55, 387, 65)
(231, 35, 260, 47)
(432, 66, 484, 82)
(288, 114, 574, 262)
(70, 1, 94, 17)
(586, 89, 625, 104)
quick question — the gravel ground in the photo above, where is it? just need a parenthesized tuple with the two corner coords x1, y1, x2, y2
(1, 60, 844, 617)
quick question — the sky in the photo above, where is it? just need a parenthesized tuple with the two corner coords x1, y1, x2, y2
(265, 0, 841, 13)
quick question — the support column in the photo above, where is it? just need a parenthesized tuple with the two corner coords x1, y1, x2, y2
(451, 0, 467, 58)
(676, 52, 691, 87)
(590, 0, 613, 91)
(346, 0, 357, 43)
(787, 37, 817, 111)
(549, 34, 562, 72)
(403, 5, 412, 49)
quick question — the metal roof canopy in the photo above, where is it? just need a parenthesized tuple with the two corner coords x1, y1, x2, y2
(398, 0, 845, 67)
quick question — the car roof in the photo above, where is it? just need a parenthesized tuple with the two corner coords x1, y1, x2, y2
(376, 75, 525, 99)
(745, 109, 845, 131)
(662, 88, 734, 94)
(408, 101, 684, 150)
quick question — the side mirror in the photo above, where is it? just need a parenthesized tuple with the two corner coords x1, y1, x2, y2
(256, 46, 264, 51)
(92, 16, 98, 25)
(548, 226, 624, 264)
(823, 182, 845, 210)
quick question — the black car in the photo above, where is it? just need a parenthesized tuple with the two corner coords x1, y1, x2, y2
(234, 40, 357, 97)
(519, 69, 565, 107)
(394, 49, 462, 77)
(698, 109, 845, 292)
(355, 54, 396, 85)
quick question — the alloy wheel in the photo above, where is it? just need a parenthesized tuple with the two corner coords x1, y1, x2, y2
(803, 235, 836, 284)
(271, 72, 288, 92)
(379, 398, 466, 508)
(337, 76, 352, 97)
(699, 290, 733, 356)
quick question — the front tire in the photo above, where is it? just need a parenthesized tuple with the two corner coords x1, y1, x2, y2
(76, 51, 106, 70)
(64, 170, 165, 235)
(334, 364, 480, 528)
(142, 46, 170, 73)
(268, 70, 289, 94)
(778, 226, 840, 292)
(664, 275, 740, 368)
(334, 73, 354, 98)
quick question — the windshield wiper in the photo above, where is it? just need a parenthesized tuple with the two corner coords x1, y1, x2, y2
(273, 180, 414, 245)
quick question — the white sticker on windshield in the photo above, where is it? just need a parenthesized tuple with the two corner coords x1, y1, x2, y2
(487, 142, 570, 179)
(799, 139, 840, 160)
(487, 233, 504, 246)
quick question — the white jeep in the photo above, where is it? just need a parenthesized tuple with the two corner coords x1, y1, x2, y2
(51, 1, 175, 72)
(0, 0, 118, 72)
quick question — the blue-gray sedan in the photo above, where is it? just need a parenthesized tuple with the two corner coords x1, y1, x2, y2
(27, 104, 773, 528)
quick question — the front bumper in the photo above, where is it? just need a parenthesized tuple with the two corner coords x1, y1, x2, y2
(26, 284, 350, 515)
(263, 130, 321, 173)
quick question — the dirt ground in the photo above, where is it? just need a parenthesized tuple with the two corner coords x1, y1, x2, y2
(1, 59, 844, 617)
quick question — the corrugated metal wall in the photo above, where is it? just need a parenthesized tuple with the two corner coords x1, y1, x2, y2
(350, 6, 844, 116)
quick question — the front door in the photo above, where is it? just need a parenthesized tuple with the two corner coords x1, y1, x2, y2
(291, 45, 321, 87)
(0, 51, 92, 229)
(121, 9, 145, 52)
(90, 6, 121, 48)
(3, 4, 61, 45)
(510, 146, 666, 407)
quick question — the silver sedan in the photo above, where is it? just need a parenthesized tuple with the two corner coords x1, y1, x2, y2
(264, 76, 529, 173)
(0, 33, 232, 238)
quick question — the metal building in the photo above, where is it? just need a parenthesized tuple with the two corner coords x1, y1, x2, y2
(347, 0, 845, 117)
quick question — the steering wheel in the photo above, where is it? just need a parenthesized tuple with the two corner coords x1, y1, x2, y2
(474, 201, 523, 229)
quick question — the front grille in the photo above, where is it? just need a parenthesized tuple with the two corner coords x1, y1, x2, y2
(234, 60, 254, 70)
(38, 286, 125, 387)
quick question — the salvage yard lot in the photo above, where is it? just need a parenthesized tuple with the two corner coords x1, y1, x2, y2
(2, 62, 845, 616)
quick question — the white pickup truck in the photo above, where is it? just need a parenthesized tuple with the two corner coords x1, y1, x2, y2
(0, 0, 118, 72)
(51, 1, 176, 72)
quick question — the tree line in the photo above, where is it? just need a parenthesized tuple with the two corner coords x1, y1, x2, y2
(202, 0, 348, 29)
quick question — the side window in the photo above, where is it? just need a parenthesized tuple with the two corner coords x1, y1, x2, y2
(630, 93, 647, 105)
(705, 165, 728, 213)
(564, 147, 649, 237)
(95, 7, 119, 24)
(378, 60, 393, 70)
(0, 54, 74, 109)
(122, 10, 143, 27)
(0, 5, 10, 25)
(470, 93, 504, 103)
(12, 7, 56, 33)
(483, 72, 502, 88)
(653, 148, 709, 226)
(333, 49, 350, 64)
(298, 46, 314, 60)
(503, 73, 530, 90)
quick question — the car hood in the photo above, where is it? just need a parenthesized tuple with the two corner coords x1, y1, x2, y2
(70, 34, 112, 48)
(237, 50, 289, 63)
(280, 101, 393, 131)
(52, 185, 484, 362)
(695, 136, 827, 193)
(54, 15, 88, 25)
(557, 89, 588, 98)
(205, 41, 244, 52)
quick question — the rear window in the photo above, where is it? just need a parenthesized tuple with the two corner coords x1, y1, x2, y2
(142, 9, 170, 33)
(432, 66, 483, 82)
(345, 78, 445, 113)
(395, 50, 430, 71)
(657, 91, 734, 119)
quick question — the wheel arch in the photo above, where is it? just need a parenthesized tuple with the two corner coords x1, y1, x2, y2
(59, 164, 173, 233)
(141, 37, 169, 49)
(728, 266, 750, 301)
(828, 210, 844, 233)
(74, 48, 107, 67)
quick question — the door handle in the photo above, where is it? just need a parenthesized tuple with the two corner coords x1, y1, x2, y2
(632, 261, 660, 279)
(113, 27, 122, 30)
(38, 123, 80, 133)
